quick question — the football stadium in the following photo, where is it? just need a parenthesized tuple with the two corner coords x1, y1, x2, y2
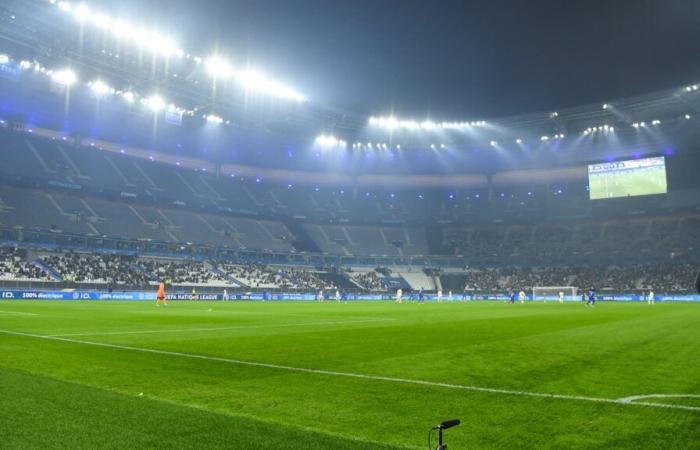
(1, 1, 699, 449)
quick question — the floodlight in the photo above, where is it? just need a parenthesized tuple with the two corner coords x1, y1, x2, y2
(315, 135, 341, 147)
(490, 140, 497, 147)
(92, 13, 113, 29)
(206, 114, 224, 124)
(144, 95, 165, 112)
(685, 114, 691, 120)
(145, 34, 181, 57)
(515, 138, 522, 144)
(73, 4, 90, 22)
(90, 80, 110, 95)
(0, 54, 9, 64)
(235, 70, 305, 102)
(206, 56, 233, 78)
(51, 69, 77, 86)
(122, 91, 135, 103)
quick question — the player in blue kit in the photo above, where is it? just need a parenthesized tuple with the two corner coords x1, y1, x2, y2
(586, 288, 596, 307)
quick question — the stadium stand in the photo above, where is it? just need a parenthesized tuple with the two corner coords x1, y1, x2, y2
(0, 127, 699, 296)
(0, 247, 51, 281)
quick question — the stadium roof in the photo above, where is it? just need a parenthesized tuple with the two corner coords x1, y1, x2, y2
(1, 0, 700, 173)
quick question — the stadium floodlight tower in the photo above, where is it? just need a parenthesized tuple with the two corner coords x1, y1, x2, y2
(532, 286, 577, 302)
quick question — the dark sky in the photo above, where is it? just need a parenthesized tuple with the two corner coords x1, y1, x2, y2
(94, 0, 700, 119)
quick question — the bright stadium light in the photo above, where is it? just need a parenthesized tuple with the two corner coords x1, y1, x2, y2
(235, 70, 306, 102)
(205, 56, 234, 78)
(51, 69, 77, 86)
(0, 54, 9, 64)
(140, 32, 182, 57)
(143, 95, 165, 112)
(516, 138, 523, 144)
(205, 114, 224, 124)
(73, 4, 90, 22)
(90, 80, 111, 95)
(400, 120, 419, 130)
(420, 120, 437, 130)
(121, 91, 135, 103)
(490, 140, 498, 147)
(315, 134, 346, 148)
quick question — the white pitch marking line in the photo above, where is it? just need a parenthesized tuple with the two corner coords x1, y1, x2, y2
(0, 310, 39, 316)
(1, 328, 699, 413)
(48, 318, 396, 337)
(617, 394, 700, 404)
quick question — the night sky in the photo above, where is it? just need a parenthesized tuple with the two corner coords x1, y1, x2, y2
(82, 0, 700, 119)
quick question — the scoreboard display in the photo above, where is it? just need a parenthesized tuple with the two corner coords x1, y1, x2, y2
(588, 157, 667, 200)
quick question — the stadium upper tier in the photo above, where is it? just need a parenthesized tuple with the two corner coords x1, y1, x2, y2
(0, 126, 699, 266)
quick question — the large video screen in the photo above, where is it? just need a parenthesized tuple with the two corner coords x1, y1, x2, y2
(588, 156, 668, 200)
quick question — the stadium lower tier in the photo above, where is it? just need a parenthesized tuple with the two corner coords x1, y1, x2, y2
(0, 247, 697, 295)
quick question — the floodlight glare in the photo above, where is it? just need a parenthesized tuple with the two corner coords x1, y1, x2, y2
(51, 69, 77, 86)
(206, 56, 234, 78)
(0, 54, 9, 64)
(90, 80, 111, 95)
(144, 95, 165, 112)
(235, 70, 305, 102)
(315, 134, 346, 148)
(143, 33, 181, 57)
(121, 91, 135, 103)
(92, 13, 113, 29)
(205, 114, 224, 124)
(73, 4, 90, 22)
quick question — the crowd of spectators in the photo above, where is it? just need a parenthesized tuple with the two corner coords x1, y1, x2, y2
(216, 263, 334, 290)
(459, 262, 696, 294)
(0, 247, 696, 294)
(42, 252, 150, 286)
(0, 247, 51, 281)
(138, 259, 226, 285)
(353, 271, 385, 291)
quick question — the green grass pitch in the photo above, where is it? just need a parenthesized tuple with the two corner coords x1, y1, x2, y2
(1, 300, 699, 449)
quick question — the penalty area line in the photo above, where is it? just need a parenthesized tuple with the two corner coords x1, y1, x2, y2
(0, 328, 698, 413)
